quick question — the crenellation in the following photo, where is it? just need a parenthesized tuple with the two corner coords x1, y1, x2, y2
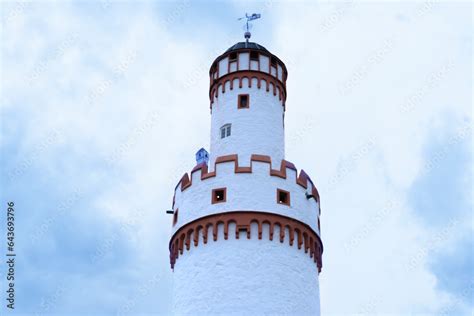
(173, 154, 320, 204)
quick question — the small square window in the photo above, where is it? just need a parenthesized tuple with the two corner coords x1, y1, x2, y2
(229, 52, 237, 62)
(250, 51, 259, 61)
(220, 124, 231, 139)
(212, 188, 227, 204)
(277, 189, 290, 206)
(238, 94, 249, 109)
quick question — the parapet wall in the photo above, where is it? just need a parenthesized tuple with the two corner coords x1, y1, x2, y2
(172, 154, 321, 235)
(210, 73, 286, 106)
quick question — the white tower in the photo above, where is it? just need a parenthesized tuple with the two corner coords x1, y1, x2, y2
(169, 31, 323, 315)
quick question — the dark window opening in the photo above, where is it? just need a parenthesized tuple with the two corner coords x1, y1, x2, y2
(212, 188, 227, 204)
(173, 209, 178, 226)
(238, 94, 249, 109)
(211, 66, 218, 80)
(277, 189, 290, 206)
(250, 51, 259, 61)
(229, 52, 237, 62)
(271, 56, 277, 66)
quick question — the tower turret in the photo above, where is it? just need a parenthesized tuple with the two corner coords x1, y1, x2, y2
(208, 41, 287, 168)
(169, 39, 323, 315)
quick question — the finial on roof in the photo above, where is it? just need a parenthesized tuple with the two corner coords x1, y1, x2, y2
(238, 13, 261, 43)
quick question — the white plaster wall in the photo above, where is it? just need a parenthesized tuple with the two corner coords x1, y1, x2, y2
(209, 78, 285, 168)
(230, 61, 237, 72)
(172, 224, 320, 315)
(213, 52, 285, 81)
(271, 66, 277, 77)
(218, 57, 228, 77)
(172, 160, 320, 236)
(239, 53, 249, 70)
(250, 60, 258, 71)
(260, 55, 269, 72)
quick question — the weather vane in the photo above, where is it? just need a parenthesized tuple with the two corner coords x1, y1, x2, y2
(238, 13, 261, 42)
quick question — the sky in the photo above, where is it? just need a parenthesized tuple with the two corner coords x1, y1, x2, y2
(0, 0, 472, 315)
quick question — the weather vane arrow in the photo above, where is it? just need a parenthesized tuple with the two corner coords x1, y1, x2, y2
(238, 13, 261, 42)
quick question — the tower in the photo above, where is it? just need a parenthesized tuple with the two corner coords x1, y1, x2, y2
(169, 29, 323, 315)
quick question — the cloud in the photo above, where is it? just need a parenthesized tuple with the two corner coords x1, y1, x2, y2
(407, 118, 473, 313)
(431, 236, 473, 313)
(409, 119, 471, 227)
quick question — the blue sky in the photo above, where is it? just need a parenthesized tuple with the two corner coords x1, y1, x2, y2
(0, 1, 472, 315)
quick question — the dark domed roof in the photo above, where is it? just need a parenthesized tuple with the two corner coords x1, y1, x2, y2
(225, 42, 269, 53)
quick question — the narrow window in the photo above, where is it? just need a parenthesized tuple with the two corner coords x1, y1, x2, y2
(238, 94, 249, 109)
(277, 189, 290, 206)
(270, 57, 277, 76)
(212, 188, 227, 204)
(173, 209, 178, 226)
(220, 124, 231, 139)
(229, 52, 237, 62)
(210, 65, 217, 81)
(250, 51, 259, 61)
